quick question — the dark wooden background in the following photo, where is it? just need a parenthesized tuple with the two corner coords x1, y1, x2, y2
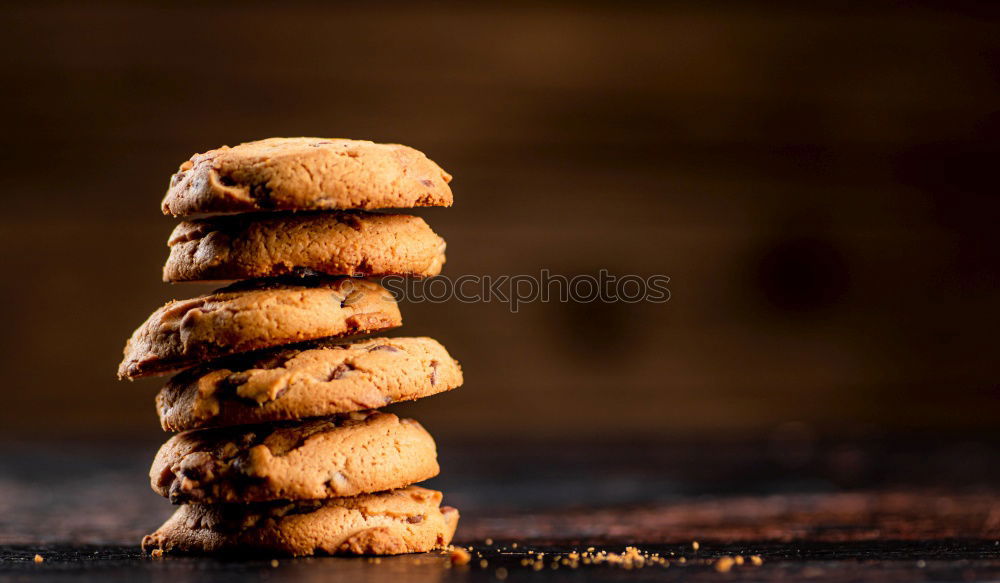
(0, 2, 998, 442)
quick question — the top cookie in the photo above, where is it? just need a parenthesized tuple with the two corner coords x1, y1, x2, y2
(161, 138, 453, 216)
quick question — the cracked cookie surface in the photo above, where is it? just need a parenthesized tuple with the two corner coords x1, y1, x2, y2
(163, 210, 446, 282)
(161, 137, 453, 216)
(142, 486, 459, 556)
(158, 336, 462, 431)
(150, 411, 438, 504)
(119, 277, 401, 379)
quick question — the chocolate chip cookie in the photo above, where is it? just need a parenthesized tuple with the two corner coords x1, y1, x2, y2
(157, 336, 463, 432)
(161, 137, 453, 216)
(162, 211, 446, 282)
(150, 412, 438, 504)
(142, 486, 459, 557)
(119, 277, 400, 379)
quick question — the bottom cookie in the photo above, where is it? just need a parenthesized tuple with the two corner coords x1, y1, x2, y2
(142, 486, 459, 557)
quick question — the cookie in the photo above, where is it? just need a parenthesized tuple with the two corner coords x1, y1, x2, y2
(118, 277, 400, 379)
(163, 211, 446, 282)
(150, 411, 438, 504)
(157, 336, 463, 432)
(142, 486, 459, 557)
(161, 138, 453, 217)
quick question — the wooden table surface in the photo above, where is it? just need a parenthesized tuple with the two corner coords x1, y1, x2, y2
(1, 438, 998, 582)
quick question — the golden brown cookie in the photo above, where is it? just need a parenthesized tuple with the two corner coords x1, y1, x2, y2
(161, 137, 453, 216)
(162, 211, 446, 282)
(150, 412, 439, 504)
(118, 277, 400, 379)
(157, 336, 463, 431)
(142, 486, 459, 557)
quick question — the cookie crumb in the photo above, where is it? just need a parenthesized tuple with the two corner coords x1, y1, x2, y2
(150, 549, 164, 559)
(33, 554, 44, 563)
(735, 555, 745, 565)
(479, 559, 488, 568)
(692, 541, 700, 551)
(449, 548, 471, 565)
(484, 538, 493, 546)
(511, 542, 518, 549)
(751, 555, 764, 566)
(495, 567, 508, 580)
(715, 556, 736, 572)
(270, 559, 279, 567)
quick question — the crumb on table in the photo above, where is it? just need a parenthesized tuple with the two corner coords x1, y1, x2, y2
(449, 547, 471, 565)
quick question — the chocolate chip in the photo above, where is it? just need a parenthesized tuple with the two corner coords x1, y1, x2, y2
(406, 515, 425, 524)
(218, 173, 238, 187)
(420, 179, 434, 187)
(340, 214, 365, 232)
(167, 479, 185, 503)
(169, 476, 206, 504)
(272, 384, 290, 400)
(224, 372, 251, 388)
(327, 363, 356, 381)
(325, 471, 350, 494)
(249, 182, 275, 206)
(368, 344, 400, 353)
(339, 284, 364, 309)
(178, 452, 216, 482)
(229, 452, 258, 477)
(257, 350, 295, 369)
(429, 360, 439, 386)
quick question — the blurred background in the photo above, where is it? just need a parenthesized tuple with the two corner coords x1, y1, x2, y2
(1, 2, 997, 446)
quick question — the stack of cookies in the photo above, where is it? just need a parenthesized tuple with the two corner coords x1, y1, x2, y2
(117, 138, 463, 557)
